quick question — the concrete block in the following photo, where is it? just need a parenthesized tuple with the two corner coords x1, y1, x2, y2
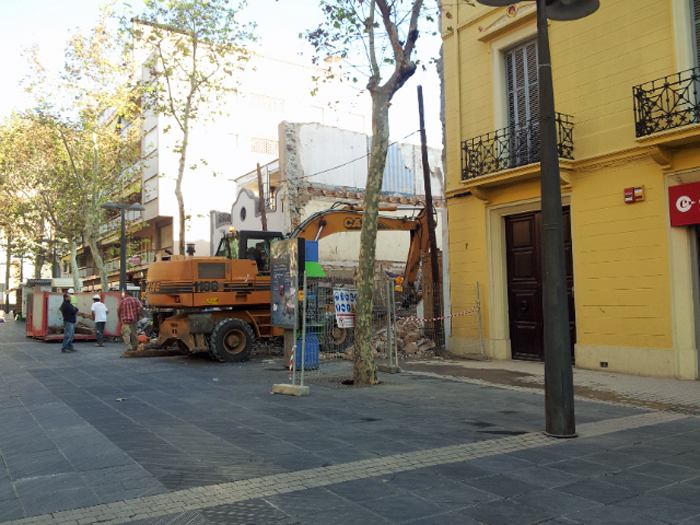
(377, 364, 402, 374)
(272, 384, 310, 396)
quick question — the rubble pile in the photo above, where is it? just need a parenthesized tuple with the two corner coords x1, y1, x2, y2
(373, 317, 436, 360)
(251, 336, 284, 357)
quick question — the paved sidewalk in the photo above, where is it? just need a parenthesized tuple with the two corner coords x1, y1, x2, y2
(1, 318, 699, 524)
(401, 359, 700, 411)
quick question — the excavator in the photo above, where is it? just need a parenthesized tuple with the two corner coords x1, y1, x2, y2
(144, 202, 432, 362)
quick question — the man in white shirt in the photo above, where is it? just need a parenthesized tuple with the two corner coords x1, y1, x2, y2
(90, 294, 109, 347)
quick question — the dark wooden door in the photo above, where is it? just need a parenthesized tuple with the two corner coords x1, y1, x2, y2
(506, 209, 575, 361)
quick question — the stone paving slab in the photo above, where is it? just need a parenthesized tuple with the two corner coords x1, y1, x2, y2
(402, 358, 700, 411)
(1, 319, 700, 524)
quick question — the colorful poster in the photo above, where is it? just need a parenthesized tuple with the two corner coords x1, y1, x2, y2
(270, 238, 302, 328)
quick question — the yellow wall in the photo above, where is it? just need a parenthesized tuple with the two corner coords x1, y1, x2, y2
(572, 157, 672, 350)
(447, 195, 487, 341)
(443, 0, 699, 378)
(443, 0, 677, 193)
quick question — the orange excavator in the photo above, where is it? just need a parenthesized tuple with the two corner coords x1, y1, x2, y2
(144, 202, 432, 362)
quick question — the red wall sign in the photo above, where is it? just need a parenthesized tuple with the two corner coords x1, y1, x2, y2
(669, 181, 700, 227)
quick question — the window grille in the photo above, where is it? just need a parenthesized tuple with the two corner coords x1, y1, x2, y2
(251, 138, 279, 156)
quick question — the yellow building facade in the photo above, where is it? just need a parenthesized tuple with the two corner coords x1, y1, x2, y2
(442, 0, 700, 379)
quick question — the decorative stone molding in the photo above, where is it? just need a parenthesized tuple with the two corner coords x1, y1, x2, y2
(477, 3, 536, 42)
(470, 187, 489, 201)
(649, 146, 674, 170)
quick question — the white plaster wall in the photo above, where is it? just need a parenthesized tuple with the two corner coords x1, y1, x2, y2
(144, 50, 372, 255)
(296, 124, 369, 188)
(230, 189, 284, 233)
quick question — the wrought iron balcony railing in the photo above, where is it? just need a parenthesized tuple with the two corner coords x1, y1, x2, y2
(633, 67, 700, 138)
(78, 267, 97, 279)
(461, 113, 574, 181)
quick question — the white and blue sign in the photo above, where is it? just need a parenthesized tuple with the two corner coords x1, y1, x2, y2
(333, 289, 358, 328)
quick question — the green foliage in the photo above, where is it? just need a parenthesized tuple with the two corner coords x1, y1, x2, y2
(121, 0, 256, 255)
(15, 2, 145, 286)
(304, 0, 438, 91)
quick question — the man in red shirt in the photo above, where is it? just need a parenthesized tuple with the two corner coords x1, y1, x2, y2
(117, 290, 143, 351)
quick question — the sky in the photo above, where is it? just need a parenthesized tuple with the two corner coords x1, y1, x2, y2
(0, 0, 443, 146)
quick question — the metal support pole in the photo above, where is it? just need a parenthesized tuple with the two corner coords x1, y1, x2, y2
(291, 293, 298, 386)
(120, 209, 127, 293)
(477, 282, 484, 357)
(536, 0, 576, 438)
(52, 244, 59, 278)
(386, 281, 393, 367)
(300, 271, 308, 388)
(391, 284, 398, 365)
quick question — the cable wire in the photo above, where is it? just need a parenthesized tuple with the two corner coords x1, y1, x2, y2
(296, 129, 421, 182)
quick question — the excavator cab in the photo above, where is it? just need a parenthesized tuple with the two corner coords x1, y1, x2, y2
(215, 229, 284, 275)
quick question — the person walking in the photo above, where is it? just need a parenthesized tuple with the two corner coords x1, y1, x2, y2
(59, 293, 79, 353)
(117, 290, 142, 351)
(90, 294, 109, 347)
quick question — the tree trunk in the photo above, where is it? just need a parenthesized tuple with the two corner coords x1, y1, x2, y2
(69, 241, 81, 291)
(85, 230, 108, 291)
(34, 254, 45, 279)
(353, 90, 391, 386)
(175, 125, 190, 256)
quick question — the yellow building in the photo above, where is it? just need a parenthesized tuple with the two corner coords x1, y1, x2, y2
(442, 0, 700, 379)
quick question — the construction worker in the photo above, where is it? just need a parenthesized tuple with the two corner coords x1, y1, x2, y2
(117, 291, 143, 351)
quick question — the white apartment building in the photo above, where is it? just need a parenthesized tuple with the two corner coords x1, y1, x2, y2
(79, 48, 370, 290)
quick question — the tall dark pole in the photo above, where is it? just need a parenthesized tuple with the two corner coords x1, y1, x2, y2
(417, 85, 444, 350)
(52, 244, 59, 278)
(120, 209, 127, 293)
(256, 163, 268, 231)
(535, 0, 576, 437)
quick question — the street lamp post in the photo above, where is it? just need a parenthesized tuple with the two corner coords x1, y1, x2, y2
(41, 239, 61, 278)
(475, 0, 599, 437)
(101, 201, 146, 292)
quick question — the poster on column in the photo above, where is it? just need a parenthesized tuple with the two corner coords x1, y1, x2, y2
(270, 238, 304, 328)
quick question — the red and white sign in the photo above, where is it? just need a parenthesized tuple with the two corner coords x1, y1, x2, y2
(128, 255, 142, 265)
(669, 181, 700, 227)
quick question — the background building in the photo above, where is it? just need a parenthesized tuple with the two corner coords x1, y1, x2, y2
(212, 121, 446, 278)
(75, 49, 370, 291)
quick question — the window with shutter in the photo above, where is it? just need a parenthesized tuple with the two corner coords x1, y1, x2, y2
(505, 40, 539, 168)
(694, 0, 700, 67)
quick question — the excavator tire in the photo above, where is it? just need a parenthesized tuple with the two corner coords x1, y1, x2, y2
(208, 318, 255, 363)
(321, 324, 354, 353)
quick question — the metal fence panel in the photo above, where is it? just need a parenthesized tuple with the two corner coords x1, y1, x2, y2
(291, 276, 482, 387)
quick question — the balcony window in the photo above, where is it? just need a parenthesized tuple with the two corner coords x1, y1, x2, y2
(461, 113, 574, 181)
(633, 68, 700, 138)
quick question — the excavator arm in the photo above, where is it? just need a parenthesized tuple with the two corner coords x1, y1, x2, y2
(289, 202, 432, 285)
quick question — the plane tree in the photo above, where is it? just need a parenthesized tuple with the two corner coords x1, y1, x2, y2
(305, 0, 437, 385)
(122, 0, 256, 256)
(23, 4, 143, 290)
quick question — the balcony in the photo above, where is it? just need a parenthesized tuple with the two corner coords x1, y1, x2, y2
(461, 113, 574, 181)
(78, 267, 97, 279)
(633, 67, 700, 139)
(98, 209, 144, 237)
(103, 251, 156, 274)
